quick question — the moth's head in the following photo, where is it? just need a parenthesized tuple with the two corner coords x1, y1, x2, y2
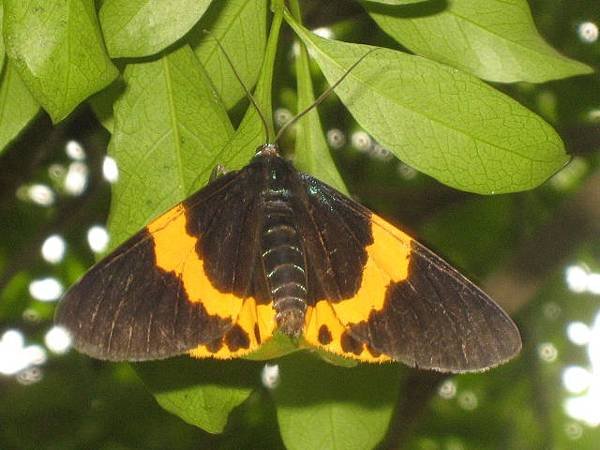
(253, 143, 280, 159)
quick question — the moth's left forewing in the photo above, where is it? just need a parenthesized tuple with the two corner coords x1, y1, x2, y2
(298, 173, 521, 372)
(56, 168, 277, 361)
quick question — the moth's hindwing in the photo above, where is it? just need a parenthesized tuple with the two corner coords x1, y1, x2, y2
(298, 174, 521, 372)
(55, 169, 276, 361)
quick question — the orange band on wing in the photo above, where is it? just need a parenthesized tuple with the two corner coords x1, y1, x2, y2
(147, 204, 244, 320)
(331, 215, 412, 324)
(301, 214, 416, 363)
(147, 204, 277, 360)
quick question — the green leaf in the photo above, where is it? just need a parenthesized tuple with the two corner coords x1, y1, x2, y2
(244, 333, 301, 361)
(100, 0, 213, 58)
(274, 353, 400, 450)
(191, 0, 268, 110)
(0, 62, 40, 152)
(137, 358, 258, 434)
(0, 2, 5, 69)
(3, 0, 118, 122)
(363, 0, 593, 83)
(106, 45, 233, 247)
(293, 31, 348, 194)
(286, 18, 569, 194)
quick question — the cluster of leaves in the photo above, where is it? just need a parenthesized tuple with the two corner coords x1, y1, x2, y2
(0, 0, 595, 449)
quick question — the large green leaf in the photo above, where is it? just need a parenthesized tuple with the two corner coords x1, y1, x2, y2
(0, 62, 40, 152)
(364, 0, 593, 83)
(275, 353, 401, 450)
(100, 0, 213, 58)
(137, 358, 258, 434)
(191, 0, 268, 110)
(106, 45, 233, 247)
(3, 0, 118, 122)
(286, 17, 568, 194)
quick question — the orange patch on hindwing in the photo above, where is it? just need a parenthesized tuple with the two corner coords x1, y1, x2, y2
(303, 298, 390, 363)
(189, 298, 276, 359)
(330, 214, 412, 325)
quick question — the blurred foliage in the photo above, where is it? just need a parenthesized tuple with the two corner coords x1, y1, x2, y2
(0, 0, 599, 449)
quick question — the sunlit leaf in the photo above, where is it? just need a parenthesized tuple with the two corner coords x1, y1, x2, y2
(0, 63, 39, 153)
(286, 18, 569, 194)
(87, 78, 125, 133)
(138, 358, 258, 434)
(3, 0, 118, 122)
(275, 353, 401, 450)
(361, 0, 424, 4)
(100, 0, 213, 58)
(293, 35, 348, 194)
(364, 0, 593, 83)
(203, 5, 283, 173)
(106, 45, 233, 246)
(0, 2, 5, 69)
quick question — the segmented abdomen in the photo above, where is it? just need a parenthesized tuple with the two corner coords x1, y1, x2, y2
(261, 187, 307, 336)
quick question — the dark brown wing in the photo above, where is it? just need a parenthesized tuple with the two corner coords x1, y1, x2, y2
(298, 173, 521, 372)
(55, 168, 270, 361)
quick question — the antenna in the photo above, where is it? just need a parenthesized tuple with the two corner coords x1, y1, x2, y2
(274, 47, 378, 143)
(207, 29, 378, 147)
(203, 31, 271, 143)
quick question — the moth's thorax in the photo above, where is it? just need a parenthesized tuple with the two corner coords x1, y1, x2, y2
(259, 155, 307, 337)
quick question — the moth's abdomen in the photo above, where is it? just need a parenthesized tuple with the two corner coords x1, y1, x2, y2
(261, 186, 307, 336)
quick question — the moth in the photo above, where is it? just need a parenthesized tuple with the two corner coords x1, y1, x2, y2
(56, 142, 521, 372)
